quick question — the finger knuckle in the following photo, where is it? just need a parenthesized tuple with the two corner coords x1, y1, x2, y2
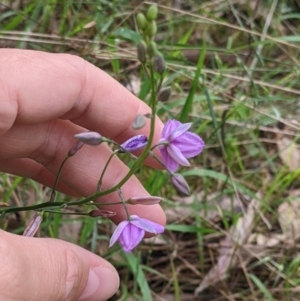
(61, 246, 84, 301)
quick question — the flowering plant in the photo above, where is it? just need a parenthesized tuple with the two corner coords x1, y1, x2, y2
(0, 4, 204, 254)
(109, 215, 164, 252)
(159, 120, 205, 172)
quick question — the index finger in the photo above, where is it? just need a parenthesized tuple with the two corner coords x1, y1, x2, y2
(0, 49, 163, 143)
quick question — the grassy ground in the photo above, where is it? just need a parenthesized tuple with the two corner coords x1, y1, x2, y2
(1, 0, 300, 300)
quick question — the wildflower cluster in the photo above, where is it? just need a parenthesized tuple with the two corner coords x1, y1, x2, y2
(0, 5, 205, 254)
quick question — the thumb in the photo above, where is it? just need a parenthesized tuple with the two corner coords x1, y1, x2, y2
(0, 230, 119, 301)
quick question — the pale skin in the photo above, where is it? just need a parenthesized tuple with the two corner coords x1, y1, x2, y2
(0, 49, 166, 301)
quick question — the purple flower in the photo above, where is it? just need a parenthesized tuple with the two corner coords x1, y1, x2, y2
(120, 135, 148, 152)
(109, 215, 164, 252)
(158, 120, 205, 172)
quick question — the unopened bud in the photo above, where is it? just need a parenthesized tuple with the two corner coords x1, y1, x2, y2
(120, 135, 148, 152)
(153, 53, 166, 74)
(127, 196, 163, 205)
(146, 4, 158, 21)
(68, 141, 84, 156)
(136, 12, 147, 30)
(74, 131, 102, 146)
(0, 202, 9, 207)
(157, 86, 171, 102)
(147, 41, 158, 58)
(147, 20, 157, 37)
(132, 115, 146, 130)
(89, 209, 116, 218)
(137, 41, 147, 63)
(23, 214, 43, 237)
(171, 174, 190, 196)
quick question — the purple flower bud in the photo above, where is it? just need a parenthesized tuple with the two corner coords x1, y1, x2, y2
(109, 215, 164, 252)
(171, 174, 190, 196)
(120, 135, 148, 152)
(89, 209, 116, 218)
(68, 141, 84, 156)
(157, 86, 171, 102)
(132, 115, 146, 130)
(127, 196, 163, 205)
(153, 53, 165, 74)
(23, 214, 43, 237)
(74, 131, 102, 146)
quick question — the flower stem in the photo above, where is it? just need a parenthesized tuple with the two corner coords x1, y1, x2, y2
(156, 75, 164, 94)
(42, 210, 90, 215)
(149, 151, 169, 171)
(49, 155, 70, 202)
(97, 150, 118, 191)
(1, 201, 65, 214)
(117, 189, 131, 220)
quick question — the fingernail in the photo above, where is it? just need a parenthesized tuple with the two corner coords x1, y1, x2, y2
(78, 266, 119, 301)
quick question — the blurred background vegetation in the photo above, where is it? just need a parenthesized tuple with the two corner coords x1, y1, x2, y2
(1, 0, 300, 300)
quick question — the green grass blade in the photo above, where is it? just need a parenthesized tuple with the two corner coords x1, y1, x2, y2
(123, 252, 152, 301)
(4, 2, 35, 30)
(179, 43, 206, 122)
(249, 274, 275, 301)
(182, 169, 256, 198)
(172, 24, 195, 58)
(4, 176, 23, 203)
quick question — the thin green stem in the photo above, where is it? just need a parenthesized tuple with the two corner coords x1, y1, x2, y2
(117, 188, 131, 220)
(94, 201, 124, 206)
(49, 155, 70, 202)
(1, 201, 65, 214)
(101, 137, 137, 159)
(43, 210, 90, 215)
(97, 150, 118, 191)
(149, 151, 169, 173)
(150, 141, 168, 151)
(156, 75, 164, 94)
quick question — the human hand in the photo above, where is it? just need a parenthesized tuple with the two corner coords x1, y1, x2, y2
(0, 49, 166, 301)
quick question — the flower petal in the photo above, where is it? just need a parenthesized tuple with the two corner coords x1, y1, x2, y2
(119, 224, 145, 252)
(120, 135, 148, 152)
(161, 120, 181, 140)
(109, 220, 129, 248)
(167, 144, 190, 167)
(130, 216, 165, 234)
(173, 132, 205, 158)
(169, 123, 192, 142)
(160, 147, 179, 172)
